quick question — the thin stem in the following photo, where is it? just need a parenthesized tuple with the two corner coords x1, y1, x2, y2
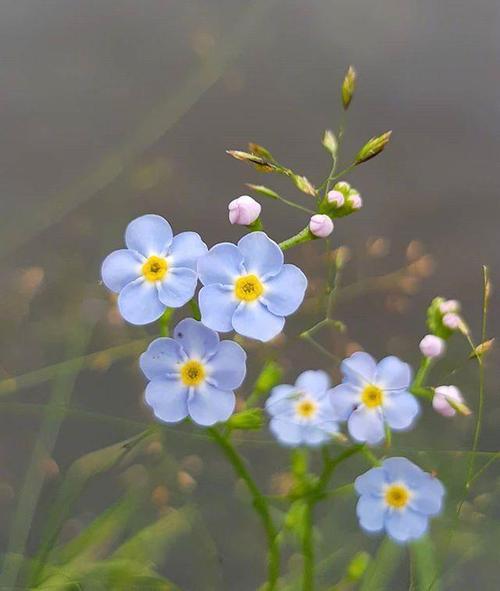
(411, 357, 432, 390)
(276, 194, 315, 214)
(279, 226, 315, 251)
(207, 427, 279, 590)
(159, 307, 174, 337)
(302, 501, 314, 591)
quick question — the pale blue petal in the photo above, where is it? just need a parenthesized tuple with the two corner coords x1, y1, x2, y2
(262, 264, 307, 316)
(232, 301, 285, 342)
(265, 385, 297, 417)
(197, 243, 244, 286)
(356, 495, 386, 532)
(118, 278, 165, 325)
(382, 458, 426, 489)
(329, 383, 361, 420)
(187, 383, 235, 426)
(410, 475, 445, 516)
(296, 370, 331, 397)
(140, 338, 184, 380)
(383, 392, 420, 431)
(341, 352, 377, 386)
(348, 407, 385, 445)
(206, 340, 247, 390)
(157, 267, 197, 308)
(125, 214, 173, 257)
(301, 425, 332, 446)
(385, 509, 428, 543)
(376, 356, 412, 391)
(173, 318, 219, 359)
(355, 467, 387, 496)
(101, 249, 142, 293)
(198, 284, 238, 333)
(269, 418, 303, 447)
(168, 231, 208, 271)
(237, 232, 283, 278)
(144, 377, 189, 423)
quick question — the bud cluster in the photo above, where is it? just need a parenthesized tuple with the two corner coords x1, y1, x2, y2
(426, 296, 465, 339)
(319, 181, 363, 219)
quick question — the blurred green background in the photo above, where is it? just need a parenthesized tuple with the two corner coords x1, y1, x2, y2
(0, 1, 498, 589)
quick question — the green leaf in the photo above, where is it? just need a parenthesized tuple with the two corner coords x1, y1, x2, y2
(359, 538, 403, 591)
(411, 536, 442, 591)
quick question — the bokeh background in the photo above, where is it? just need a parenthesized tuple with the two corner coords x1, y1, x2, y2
(0, 1, 498, 589)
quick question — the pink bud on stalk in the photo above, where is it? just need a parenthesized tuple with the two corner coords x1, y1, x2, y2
(348, 193, 363, 210)
(419, 335, 446, 359)
(228, 195, 261, 225)
(327, 190, 345, 208)
(439, 299, 460, 314)
(433, 386, 469, 417)
(309, 214, 334, 238)
(442, 312, 461, 330)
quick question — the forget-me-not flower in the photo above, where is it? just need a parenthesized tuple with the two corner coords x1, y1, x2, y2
(355, 457, 445, 543)
(265, 370, 339, 447)
(197, 232, 307, 342)
(140, 318, 246, 426)
(329, 352, 419, 445)
(101, 214, 207, 325)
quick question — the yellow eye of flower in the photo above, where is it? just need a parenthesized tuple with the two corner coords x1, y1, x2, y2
(385, 484, 410, 509)
(180, 360, 205, 386)
(295, 398, 318, 419)
(142, 255, 168, 282)
(234, 274, 264, 302)
(361, 384, 384, 408)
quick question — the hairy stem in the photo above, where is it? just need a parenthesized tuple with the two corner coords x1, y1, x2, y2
(279, 226, 315, 251)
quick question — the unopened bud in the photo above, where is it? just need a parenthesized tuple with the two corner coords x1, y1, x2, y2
(419, 335, 446, 359)
(433, 386, 470, 417)
(341, 65, 357, 110)
(309, 214, 334, 238)
(228, 195, 261, 226)
(348, 192, 363, 210)
(439, 299, 460, 314)
(327, 190, 345, 207)
(442, 312, 461, 330)
(355, 131, 392, 164)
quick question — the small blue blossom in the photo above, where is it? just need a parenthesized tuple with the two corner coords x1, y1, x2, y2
(101, 214, 207, 325)
(329, 352, 419, 445)
(140, 318, 246, 426)
(197, 232, 307, 342)
(265, 370, 340, 447)
(355, 457, 445, 543)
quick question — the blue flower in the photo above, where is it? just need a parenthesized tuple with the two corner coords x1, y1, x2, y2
(197, 232, 307, 342)
(329, 352, 419, 445)
(355, 457, 445, 543)
(101, 214, 207, 325)
(265, 370, 340, 447)
(140, 318, 246, 426)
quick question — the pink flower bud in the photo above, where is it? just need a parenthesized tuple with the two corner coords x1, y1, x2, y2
(348, 193, 363, 210)
(327, 190, 345, 207)
(439, 299, 460, 314)
(433, 385, 464, 417)
(309, 214, 334, 238)
(228, 195, 261, 226)
(442, 312, 461, 330)
(419, 335, 446, 358)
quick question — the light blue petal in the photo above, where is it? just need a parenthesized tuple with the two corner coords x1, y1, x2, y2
(341, 352, 377, 386)
(301, 424, 333, 447)
(144, 377, 189, 423)
(385, 509, 428, 543)
(355, 467, 387, 496)
(157, 267, 197, 308)
(197, 243, 244, 286)
(376, 356, 412, 391)
(383, 392, 420, 431)
(101, 249, 142, 293)
(265, 385, 297, 417)
(410, 475, 445, 516)
(356, 495, 386, 533)
(269, 418, 303, 447)
(139, 338, 184, 380)
(382, 458, 426, 489)
(329, 383, 361, 420)
(348, 407, 385, 445)
(187, 383, 235, 426)
(125, 214, 173, 257)
(237, 232, 283, 278)
(118, 278, 165, 325)
(296, 370, 331, 397)
(206, 340, 247, 390)
(198, 284, 238, 333)
(173, 318, 219, 359)
(232, 301, 285, 342)
(168, 231, 208, 271)
(262, 264, 307, 316)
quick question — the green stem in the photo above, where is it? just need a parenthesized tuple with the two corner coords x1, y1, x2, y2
(279, 226, 316, 251)
(302, 500, 314, 591)
(159, 307, 174, 337)
(411, 357, 432, 390)
(190, 298, 201, 321)
(207, 427, 279, 590)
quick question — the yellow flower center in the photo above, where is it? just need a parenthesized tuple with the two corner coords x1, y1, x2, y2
(385, 484, 410, 509)
(234, 274, 264, 302)
(361, 384, 384, 408)
(180, 360, 205, 387)
(295, 398, 318, 419)
(142, 255, 168, 282)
